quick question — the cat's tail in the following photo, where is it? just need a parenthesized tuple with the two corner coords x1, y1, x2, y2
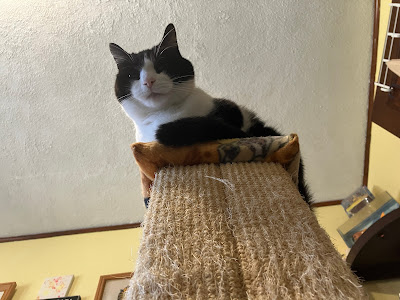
(298, 159, 313, 208)
(155, 116, 247, 147)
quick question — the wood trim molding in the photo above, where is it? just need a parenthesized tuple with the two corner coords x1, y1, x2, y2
(311, 200, 342, 208)
(0, 223, 141, 244)
(0, 200, 345, 243)
(364, 0, 380, 186)
(94, 272, 132, 300)
(0, 198, 347, 242)
(0, 199, 346, 243)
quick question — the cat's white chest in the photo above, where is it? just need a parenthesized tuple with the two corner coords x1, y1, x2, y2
(134, 113, 175, 142)
(121, 88, 214, 143)
(135, 121, 158, 142)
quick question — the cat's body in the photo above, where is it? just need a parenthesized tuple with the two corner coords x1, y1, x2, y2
(110, 24, 312, 205)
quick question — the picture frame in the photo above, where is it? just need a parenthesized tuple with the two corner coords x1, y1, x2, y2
(94, 272, 132, 300)
(0, 282, 17, 300)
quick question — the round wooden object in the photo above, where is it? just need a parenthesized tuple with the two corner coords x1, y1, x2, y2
(346, 208, 400, 281)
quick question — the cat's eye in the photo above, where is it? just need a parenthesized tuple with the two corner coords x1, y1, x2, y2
(125, 71, 139, 80)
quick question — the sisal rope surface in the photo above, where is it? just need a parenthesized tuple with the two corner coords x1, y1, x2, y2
(125, 162, 366, 299)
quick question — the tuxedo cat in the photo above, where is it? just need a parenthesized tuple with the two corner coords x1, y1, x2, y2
(110, 24, 312, 205)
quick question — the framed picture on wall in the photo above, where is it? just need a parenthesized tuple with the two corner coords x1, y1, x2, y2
(94, 272, 132, 300)
(0, 282, 16, 300)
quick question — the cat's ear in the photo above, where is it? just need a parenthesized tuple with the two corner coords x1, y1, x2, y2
(159, 23, 178, 53)
(109, 43, 131, 69)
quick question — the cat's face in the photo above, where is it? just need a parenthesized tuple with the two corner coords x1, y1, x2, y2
(110, 24, 194, 109)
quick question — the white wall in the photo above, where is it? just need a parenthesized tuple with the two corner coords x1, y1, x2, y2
(0, 0, 373, 237)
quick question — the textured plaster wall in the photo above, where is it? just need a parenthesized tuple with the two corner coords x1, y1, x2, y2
(0, 0, 373, 237)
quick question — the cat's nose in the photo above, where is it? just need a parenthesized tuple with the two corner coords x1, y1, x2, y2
(143, 78, 156, 88)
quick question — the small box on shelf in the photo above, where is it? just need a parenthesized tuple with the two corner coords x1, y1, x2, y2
(337, 188, 399, 248)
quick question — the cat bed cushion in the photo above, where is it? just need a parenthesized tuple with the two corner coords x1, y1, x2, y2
(132, 134, 301, 199)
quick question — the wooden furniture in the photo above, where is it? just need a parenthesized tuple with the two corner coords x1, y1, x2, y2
(347, 208, 400, 280)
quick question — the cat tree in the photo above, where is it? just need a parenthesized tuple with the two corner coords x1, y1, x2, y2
(122, 136, 366, 299)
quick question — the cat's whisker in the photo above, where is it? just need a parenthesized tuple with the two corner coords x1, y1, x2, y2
(156, 28, 176, 57)
(172, 82, 195, 89)
(170, 86, 195, 92)
(172, 80, 195, 86)
(129, 55, 136, 65)
(117, 94, 132, 100)
(170, 75, 194, 81)
(172, 78, 195, 84)
(117, 93, 133, 101)
(170, 87, 196, 94)
(158, 44, 178, 57)
(171, 82, 194, 88)
(171, 84, 194, 90)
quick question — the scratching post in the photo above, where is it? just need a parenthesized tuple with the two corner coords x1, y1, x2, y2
(124, 161, 366, 299)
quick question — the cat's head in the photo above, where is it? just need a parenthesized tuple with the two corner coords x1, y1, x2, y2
(110, 24, 194, 109)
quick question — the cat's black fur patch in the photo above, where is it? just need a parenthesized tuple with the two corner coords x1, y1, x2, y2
(156, 116, 248, 146)
(209, 99, 244, 129)
(247, 116, 281, 137)
(298, 160, 312, 207)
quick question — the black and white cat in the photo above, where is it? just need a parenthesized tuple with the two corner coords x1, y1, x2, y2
(110, 24, 312, 205)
